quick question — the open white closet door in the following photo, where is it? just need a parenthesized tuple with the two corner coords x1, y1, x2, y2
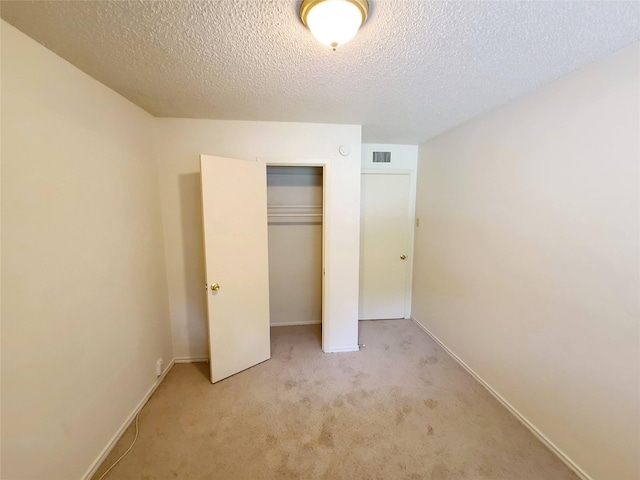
(200, 155, 271, 383)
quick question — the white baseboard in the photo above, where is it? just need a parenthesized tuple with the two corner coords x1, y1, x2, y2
(323, 345, 360, 353)
(81, 358, 176, 480)
(174, 356, 208, 363)
(81, 356, 209, 480)
(270, 321, 321, 327)
(358, 317, 406, 321)
(410, 317, 592, 480)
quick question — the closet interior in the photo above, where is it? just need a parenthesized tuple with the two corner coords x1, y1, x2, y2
(266, 166, 323, 331)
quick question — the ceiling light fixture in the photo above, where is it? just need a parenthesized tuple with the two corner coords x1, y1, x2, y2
(300, 0, 369, 51)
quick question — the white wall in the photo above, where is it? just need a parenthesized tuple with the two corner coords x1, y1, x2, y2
(413, 43, 639, 480)
(361, 143, 418, 171)
(154, 119, 361, 356)
(1, 21, 173, 480)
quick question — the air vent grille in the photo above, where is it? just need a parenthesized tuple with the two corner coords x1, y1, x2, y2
(372, 151, 391, 163)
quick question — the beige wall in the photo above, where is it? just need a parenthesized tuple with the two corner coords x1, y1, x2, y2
(154, 119, 362, 356)
(413, 43, 639, 480)
(1, 21, 173, 480)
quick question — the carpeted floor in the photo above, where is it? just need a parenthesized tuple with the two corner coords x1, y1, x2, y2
(92, 320, 578, 480)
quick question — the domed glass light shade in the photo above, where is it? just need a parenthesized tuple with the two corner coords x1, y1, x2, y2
(300, 0, 369, 51)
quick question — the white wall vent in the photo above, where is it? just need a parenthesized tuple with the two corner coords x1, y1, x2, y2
(372, 151, 391, 163)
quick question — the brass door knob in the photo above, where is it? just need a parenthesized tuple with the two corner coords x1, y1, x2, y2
(400, 254, 407, 260)
(210, 283, 220, 291)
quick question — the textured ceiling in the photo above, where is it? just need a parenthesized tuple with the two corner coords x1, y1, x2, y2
(1, 1, 639, 144)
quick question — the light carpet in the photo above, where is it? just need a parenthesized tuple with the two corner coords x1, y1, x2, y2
(92, 320, 578, 480)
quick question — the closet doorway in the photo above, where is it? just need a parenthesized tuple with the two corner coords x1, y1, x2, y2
(201, 156, 328, 384)
(266, 165, 325, 340)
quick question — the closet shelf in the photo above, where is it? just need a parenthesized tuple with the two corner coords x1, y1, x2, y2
(267, 204, 322, 209)
(267, 203, 322, 222)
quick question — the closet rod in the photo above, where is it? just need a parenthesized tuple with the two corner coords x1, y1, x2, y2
(267, 213, 322, 217)
(267, 205, 322, 209)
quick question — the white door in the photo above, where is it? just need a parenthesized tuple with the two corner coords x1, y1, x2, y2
(200, 155, 271, 383)
(359, 173, 412, 320)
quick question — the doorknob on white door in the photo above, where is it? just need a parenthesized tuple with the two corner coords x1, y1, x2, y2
(210, 283, 220, 291)
(400, 254, 407, 260)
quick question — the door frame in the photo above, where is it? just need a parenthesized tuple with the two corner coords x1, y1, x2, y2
(260, 158, 329, 351)
(360, 168, 416, 319)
